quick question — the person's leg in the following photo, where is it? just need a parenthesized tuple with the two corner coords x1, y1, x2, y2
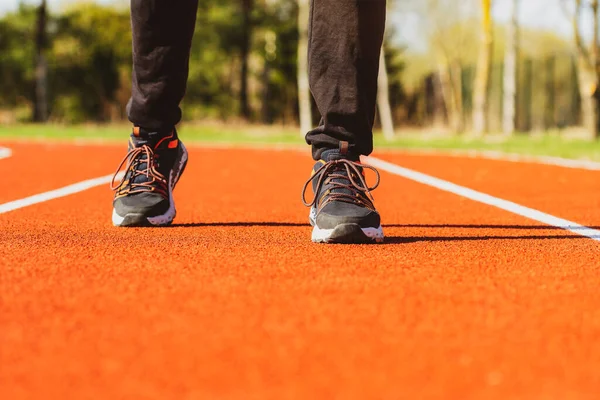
(305, 0, 386, 160)
(127, 0, 199, 131)
(302, 0, 387, 244)
(111, 0, 198, 227)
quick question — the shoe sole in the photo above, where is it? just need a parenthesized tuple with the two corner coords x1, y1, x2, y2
(311, 223, 384, 244)
(309, 207, 384, 244)
(112, 143, 188, 227)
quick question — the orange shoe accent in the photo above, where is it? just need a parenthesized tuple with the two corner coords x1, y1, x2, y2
(133, 127, 140, 137)
(154, 131, 175, 149)
(168, 139, 179, 149)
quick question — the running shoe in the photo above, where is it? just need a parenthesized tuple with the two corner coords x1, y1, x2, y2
(302, 142, 384, 243)
(110, 127, 187, 227)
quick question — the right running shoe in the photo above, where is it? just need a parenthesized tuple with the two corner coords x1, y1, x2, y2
(302, 143, 384, 244)
(110, 127, 188, 227)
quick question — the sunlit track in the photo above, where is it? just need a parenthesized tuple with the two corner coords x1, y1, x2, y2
(0, 173, 124, 214)
(0, 146, 11, 160)
(1, 141, 597, 244)
(3, 144, 600, 400)
(366, 155, 600, 242)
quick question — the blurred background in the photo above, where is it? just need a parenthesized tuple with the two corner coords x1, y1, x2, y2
(2, 0, 600, 155)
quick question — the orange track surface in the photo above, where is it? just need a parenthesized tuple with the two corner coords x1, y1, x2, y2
(0, 143, 122, 202)
(2, 143, 600, 399)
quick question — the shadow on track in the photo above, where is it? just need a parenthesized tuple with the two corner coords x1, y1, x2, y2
(167, 222, 600, 243)
(169, 222, 308, 228)
(383, 234, 600, 244)
(385, 224, 600, 230)
(171, 222, 600, 230)
(384, 224, 600, 244)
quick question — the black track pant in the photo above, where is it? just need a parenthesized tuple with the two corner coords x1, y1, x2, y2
(127, 0, 386, 159)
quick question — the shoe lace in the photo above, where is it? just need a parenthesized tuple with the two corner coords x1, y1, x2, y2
(302, 159, 380, 210)
(110, 145, 168, 198)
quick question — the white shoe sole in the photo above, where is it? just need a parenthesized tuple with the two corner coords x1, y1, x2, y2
(309, 206, 384, 244)
(311, 223, 384, 243)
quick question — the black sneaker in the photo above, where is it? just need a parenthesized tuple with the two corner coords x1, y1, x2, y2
(110, 127, 188, 227)
(302, 143, 384, 243)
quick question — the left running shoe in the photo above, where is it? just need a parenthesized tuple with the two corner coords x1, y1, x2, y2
(302, 143, 384, 243)
(110, 127, 188, 227)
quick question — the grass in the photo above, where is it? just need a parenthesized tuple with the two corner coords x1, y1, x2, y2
(375, 131, 600, 161)
(0, 123, 302, 145)
(2, 123, 600, 161)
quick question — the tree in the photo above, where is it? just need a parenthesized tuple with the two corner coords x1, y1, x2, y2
(437, 57, 464, 133)
(400, 0, 478, 133)
(502, 0, 518, 135)
(240, 0, 254, 119)
(472, 0, 493, 135)
(254, 0, 301, 125)
(51, 4, 131, 122)
(297, 0, 312, 135)
(377, 48, 395, 140)
(34, 0, 48, 122)
(565, 0, 600, 138)
(0, 5, 38, 114)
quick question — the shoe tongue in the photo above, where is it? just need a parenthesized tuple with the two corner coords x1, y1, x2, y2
(321, 149, 360, 162)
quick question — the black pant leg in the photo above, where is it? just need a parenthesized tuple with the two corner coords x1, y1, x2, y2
(305, 0, 386, 159)
(127, 0, 199, 132)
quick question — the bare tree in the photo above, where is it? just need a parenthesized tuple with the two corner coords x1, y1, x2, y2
(240, 0, 254, 120)
(503, 0, 519, 135)
(472, 0, 493, 135)
(377, 48, 395, 140)
(438, 59, 464, 133)
(34, 0, 48, 122)
(401, 0, 476, 133)
(297, 0, 312, 135)
(565, 0, 600, 138)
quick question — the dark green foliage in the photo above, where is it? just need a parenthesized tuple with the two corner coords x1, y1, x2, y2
(50, 4, 131, 122)
(0, 5, 38, 111)
(0, 0, 406, 125)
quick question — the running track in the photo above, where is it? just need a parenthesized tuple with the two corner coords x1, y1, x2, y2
(1, 141, 600, 399)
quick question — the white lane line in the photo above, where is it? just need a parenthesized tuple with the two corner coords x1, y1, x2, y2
(0, 147, 12, 160)
(0, 173, 123, 215)
(365, 156, 600, 242)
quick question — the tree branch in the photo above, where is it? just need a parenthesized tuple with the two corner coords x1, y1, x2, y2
(573, 0, 593, 69)
(593, 0, 599, 71)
